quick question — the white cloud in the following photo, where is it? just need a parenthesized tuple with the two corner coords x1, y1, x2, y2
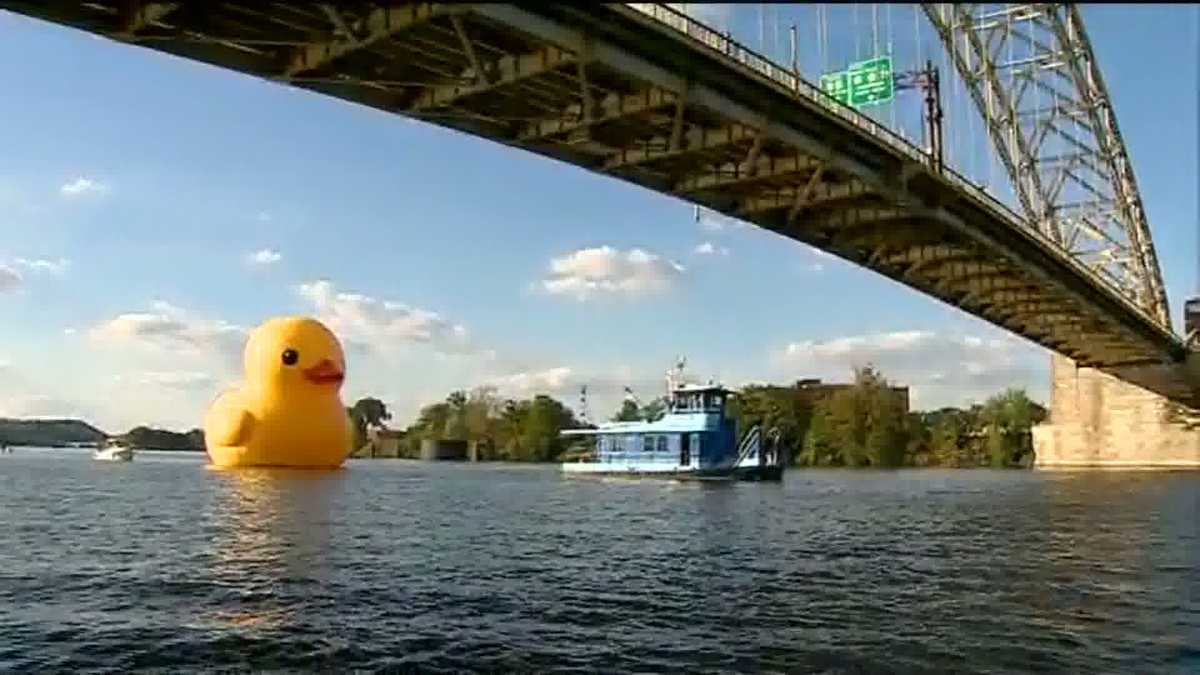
(298, 279, 474, 355)
(796, 244, 835, 274)
(0, 265, 21, 293)
(488, 367, 574, 397)
(63, 327, 77, 336)
(80, 302, 247, 430)
(246, 248, 282, 266)
(775, 330, 1048, 409)
(256, 211, 272, 222)
(14, 257, 70, 275)
(476, 361, 679, 423)
(540, 246, 685, 300)
(87, 300, 245, 365)
(695, 207, 747, 233)
(0, 394, 94, 421)
(60, 177, 106, 197)
(114, 370, 217, 390)
(693, 241, 730, 257)
(0, 361, 97, 424)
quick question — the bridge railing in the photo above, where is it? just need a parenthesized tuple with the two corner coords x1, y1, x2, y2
(623, 3, 1154, 320)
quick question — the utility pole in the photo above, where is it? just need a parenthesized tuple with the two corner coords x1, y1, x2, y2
(894, 60, 943, 174)
(789, 24, 798, 77)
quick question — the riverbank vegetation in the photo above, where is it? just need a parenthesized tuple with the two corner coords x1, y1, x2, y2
(360, 389, 586, 461)
(354, 365, 1045, 468)
(730, 367, 1046, 468)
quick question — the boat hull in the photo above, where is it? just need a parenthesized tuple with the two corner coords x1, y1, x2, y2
(93, 448, 134, 462)
(561, 462, 783, 481)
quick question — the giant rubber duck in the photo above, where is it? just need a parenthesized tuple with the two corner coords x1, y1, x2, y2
(204, 316, 352, 468)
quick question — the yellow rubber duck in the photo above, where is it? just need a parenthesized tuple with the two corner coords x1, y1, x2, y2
(204, 316, 352, 469)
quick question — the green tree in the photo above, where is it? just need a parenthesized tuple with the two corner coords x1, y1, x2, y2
(927, 412, 967, 467)
(640, 397, 667, 422)
(516, 395, 579, 461)
(346, 407, 368, 454)
(728, 385, 814, 464)
(800, 407, 835, 466)
(612, 399, 642, 422)
(445, 390, 470, 439)
(819, 366, 909, 467)
(351, 397, 391, 429)
(979, 388, 1043, 467)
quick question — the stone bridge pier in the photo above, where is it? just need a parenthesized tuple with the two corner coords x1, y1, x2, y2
(1033, 354, 1200, 468)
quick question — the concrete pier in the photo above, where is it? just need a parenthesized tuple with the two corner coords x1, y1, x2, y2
(1033, 354, 1200, 468)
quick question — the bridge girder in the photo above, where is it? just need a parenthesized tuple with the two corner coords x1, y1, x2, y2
(921, 3, 1170, 328)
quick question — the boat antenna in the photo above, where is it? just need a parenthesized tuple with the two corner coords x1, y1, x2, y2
(666, 355, 687, 395)
(578, 384, 591, 425)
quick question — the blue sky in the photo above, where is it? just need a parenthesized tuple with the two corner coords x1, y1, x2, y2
(0, 5, 1195, 432)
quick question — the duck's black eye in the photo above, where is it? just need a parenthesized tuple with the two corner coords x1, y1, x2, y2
(281, 349, 299, 366)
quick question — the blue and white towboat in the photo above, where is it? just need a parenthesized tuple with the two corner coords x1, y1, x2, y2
(560, 382, 783, 481)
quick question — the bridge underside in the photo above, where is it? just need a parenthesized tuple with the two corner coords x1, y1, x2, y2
(5, 2, 1196, 405)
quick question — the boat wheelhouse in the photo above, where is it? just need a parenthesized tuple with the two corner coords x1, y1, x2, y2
(560, 383, 783, 480)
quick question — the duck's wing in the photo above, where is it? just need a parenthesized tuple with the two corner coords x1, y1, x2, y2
(204, 389, 255, 447)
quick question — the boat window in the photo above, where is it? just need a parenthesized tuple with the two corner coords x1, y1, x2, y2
(642, 435, 654, 452)
(657, 436, 667, 453)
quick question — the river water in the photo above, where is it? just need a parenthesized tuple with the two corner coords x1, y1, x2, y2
(1, 448, 1197, 673)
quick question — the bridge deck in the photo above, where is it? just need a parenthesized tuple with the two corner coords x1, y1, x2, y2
(5, 1, 1195, 404)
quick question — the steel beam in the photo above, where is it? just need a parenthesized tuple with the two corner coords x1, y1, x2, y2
(409, 45, 575, 111)
(738, 178, 868, 218)
(116, 2, 178, 35)
(286, 3, 455, 77)
(603, 123, 756, 171)
(674, 154, 821, 193)
(518, 87, 676, 142)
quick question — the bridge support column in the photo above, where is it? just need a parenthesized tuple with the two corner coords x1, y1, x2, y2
(1032, 354, 1200, 469)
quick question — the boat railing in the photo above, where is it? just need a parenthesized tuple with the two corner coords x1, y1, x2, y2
(731, 425, 761, 468)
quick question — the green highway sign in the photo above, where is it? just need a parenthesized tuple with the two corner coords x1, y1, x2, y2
(848, 56, 894, 107)
(819, 71, 850, 105)
(820, 55, 894, 109)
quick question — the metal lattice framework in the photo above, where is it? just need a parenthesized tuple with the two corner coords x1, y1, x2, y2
(922, 3, 1170, 328)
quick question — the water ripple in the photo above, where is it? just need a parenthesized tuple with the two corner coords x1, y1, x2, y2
(0, 451, 1197, 673)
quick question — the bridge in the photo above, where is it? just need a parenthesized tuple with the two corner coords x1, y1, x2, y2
(4, 3, 1198, 419)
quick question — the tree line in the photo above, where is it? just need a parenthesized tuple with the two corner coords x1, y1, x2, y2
(730, 366, 1046, 468)
(349, 389, 586, 462)
(348, 365, 1047, 468)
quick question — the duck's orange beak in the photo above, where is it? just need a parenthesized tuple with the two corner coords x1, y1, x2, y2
(303, 359, 344, 386)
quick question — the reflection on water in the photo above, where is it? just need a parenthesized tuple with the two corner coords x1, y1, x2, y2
(0, 451, 1197, 672)
(200, 469, 345, 633)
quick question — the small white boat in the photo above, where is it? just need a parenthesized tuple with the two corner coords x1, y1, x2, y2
(93, 441, 134, 462)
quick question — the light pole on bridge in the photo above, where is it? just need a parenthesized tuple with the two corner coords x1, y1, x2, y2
(893, 60, 944, 174)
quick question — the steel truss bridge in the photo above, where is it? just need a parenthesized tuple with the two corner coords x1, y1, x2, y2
(5, 2, 1196, 404)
